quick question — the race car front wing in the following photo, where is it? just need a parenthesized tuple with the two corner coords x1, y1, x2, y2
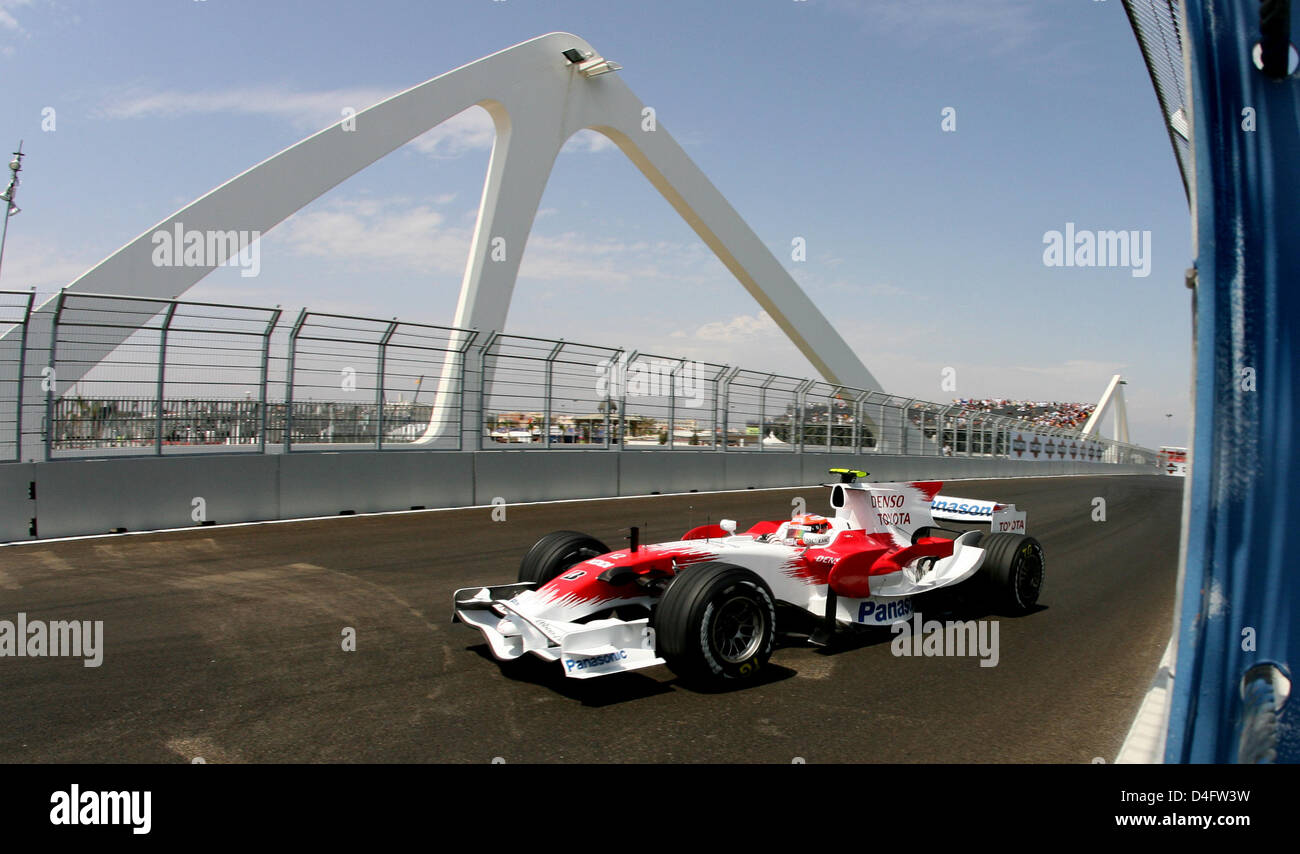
(453, 583, 665, 679)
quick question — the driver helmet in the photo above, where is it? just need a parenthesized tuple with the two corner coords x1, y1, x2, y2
(789, 513, 830, 543)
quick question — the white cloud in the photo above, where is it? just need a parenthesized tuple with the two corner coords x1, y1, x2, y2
(406, 108, 497, 159)
(267, 197, 720, 290)
(0, 234, 96, 295)
(518, 232, 721, 287)
(276, 198, 469, 275)
(0, 0, 33, 35)
(691, 311, 780, 343)
(656, 311, 812, 373)
(562, 129, 617, 154)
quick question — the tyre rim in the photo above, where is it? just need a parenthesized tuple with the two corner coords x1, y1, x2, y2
(711, 595, 765, 664)
(1014, 543, 1044, 604)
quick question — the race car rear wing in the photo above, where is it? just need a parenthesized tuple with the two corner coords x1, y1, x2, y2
(821, 471, 1029, 540)
(822, 469, 1027, 536)
(930, 496, 1027, 535)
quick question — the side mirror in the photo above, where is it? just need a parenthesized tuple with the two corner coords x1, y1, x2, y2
(720, 519, 737, 535)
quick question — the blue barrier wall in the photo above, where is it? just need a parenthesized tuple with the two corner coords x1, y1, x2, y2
(1169, 0, 1299, 762)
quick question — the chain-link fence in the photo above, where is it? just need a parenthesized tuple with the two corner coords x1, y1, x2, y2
(1, 291, 1157, 466)
(1122, 0, 1191, 199)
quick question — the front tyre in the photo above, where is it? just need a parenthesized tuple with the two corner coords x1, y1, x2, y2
(977, 533, 1045, 614)
(518, 531, 609, 586)
(656, 562, 776, 685)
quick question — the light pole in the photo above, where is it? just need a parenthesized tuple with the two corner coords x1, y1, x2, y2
(0, 141, 24, 284)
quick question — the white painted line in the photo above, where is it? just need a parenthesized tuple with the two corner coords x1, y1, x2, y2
(1115, 638, 1176, 764)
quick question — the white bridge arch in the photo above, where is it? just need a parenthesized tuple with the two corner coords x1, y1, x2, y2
(27, 33, 880, 444)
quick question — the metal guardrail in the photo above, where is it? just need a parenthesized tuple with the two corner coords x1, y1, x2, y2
(0, 289, 34, 462)
(2, 290, 1157, 465)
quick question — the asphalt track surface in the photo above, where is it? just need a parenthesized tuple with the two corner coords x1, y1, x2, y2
(0, 474, 1182, 764)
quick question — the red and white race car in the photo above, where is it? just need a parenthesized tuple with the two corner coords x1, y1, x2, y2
(453, 469, 1044, 685)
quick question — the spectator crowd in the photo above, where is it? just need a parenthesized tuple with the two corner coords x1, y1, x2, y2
(952, 398, 1097, 430)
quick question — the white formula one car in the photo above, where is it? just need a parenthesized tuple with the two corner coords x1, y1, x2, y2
(453, 469, 1044, 686)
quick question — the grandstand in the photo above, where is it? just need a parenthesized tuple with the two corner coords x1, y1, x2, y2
(951, 399, 1097, 431)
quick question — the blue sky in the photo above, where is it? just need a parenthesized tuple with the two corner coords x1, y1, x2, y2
(0, 0, 1192, 447)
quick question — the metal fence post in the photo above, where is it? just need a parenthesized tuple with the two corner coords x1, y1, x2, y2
(12, 289, 33, 461)
(154, 300, 178, 455)
(284, 309, 308, 452)
(891, 396, 900, 452)
(602, 349, 620, 450)
(716, 365, 732, 451)
(900, 398, 915, 457)
(852, 389, 868, 452)
(794, 380, 811, 453)
(714, 366, 724, 450)
(863, 391, 879, 453)
(828, 386, 841, 452)
(668, 358, 683, 449)
(477, 332, 498, 451)
(543, 340, 564, 448)
(258, 309, 281, 453)
(619, 350, 637, 449)
(853, 390, 865, 452)
(44, 290, 68, 461)
(376, 320, 397, 450)
(454, 330, 478, 452)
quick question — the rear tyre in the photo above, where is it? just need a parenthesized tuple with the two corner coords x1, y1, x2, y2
(518, 531, 609, 586)
(655, 562, 776, 685)
(977, 533, 1045, 614)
